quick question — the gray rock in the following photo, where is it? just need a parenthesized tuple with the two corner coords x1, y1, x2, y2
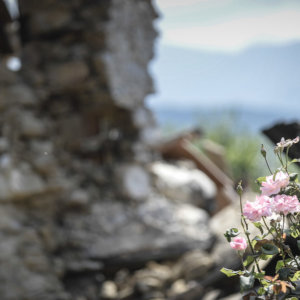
(0, 138, 9, 153)
(0, 84, 37, 110)
(66, 260, 103, 273)
(67, 189, 89, 208)
(0, 66, 18, 84)
(19, 112, 46, 138)
(28, 8, 72, 35)
(102, 0, 157, 109)
(169, 280, 190, 297)
(175, 250, 214, 281)
(100, 281, 118, 299)
(32, 155, 57, 176)
(0, 162, 47, 202)
(29, 141, 57, 175)
(0, 207, 67, 300)
(133, 142, 154, 163)
(150, 161, 217, 211)
(47, 61, 89, 89)
(140, 127, 161, 146)
(9, 84, 37, 106)
(61, 196, 214, 264)
(133, 106, 156, 129)
(117, 164, 152, 200)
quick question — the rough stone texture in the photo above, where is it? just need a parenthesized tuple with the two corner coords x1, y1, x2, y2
(103, 0, 157, 109)
(150, 161, 217, 211)
(61, 196, 214, 265)
(0, 1, 218, 299)
(175, 250, 214, 281)
(117, 163, 152, 200)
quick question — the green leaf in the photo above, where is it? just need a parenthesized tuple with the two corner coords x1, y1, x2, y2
(254, 238, 271, 251)
(224, 228, 240, 242)
(275, 260, 285, 273)
(253, 222, 264, 235)
(259, 254, 273, 260)
(256, 176, 266, 186)
(291, 229, 300, 238)
(278, 267, 291, 280)
(243, 255, 255, 267)
(288, 158, 300, 165)
(220, 267, 243, 277)
(240, 274, 255, 293)
(254, 271, 265, 279)
(291, 271, 300, 281)
(253, 236, 263, 241)
(261, 243, 279, 255)
(290, 173, 298, 182)
(257, 287, 266, 295)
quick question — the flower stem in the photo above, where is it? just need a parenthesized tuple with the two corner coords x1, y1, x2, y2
(287, 215, 300, 269)
(239, 193, 261, 272)
(264, 156, 273, 175)
(277, 152, 285, 170)
(285, 147, 290, 173)
(274, 225, 287, 267)
(238, 251, 246, 271)
(282, 214, 285, 237)
(262, 217, 276, 239)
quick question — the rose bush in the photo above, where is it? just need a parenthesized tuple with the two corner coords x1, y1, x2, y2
(222, 137, 300, 299)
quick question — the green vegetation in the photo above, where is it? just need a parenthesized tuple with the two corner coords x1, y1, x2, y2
(194, 117, 280, 191)
(160, 110, 299, 191)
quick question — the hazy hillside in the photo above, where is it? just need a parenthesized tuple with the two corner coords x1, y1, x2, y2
(149, 43, 300, 110)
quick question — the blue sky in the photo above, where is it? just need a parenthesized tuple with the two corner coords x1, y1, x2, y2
(148, 1, 300, 130)
(153, 0, 300, 52)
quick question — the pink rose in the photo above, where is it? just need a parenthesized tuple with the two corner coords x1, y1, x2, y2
(260, 171, 289, 196)
(273, 194, 300, 215)
(276, 137, 299, 149)
(243, 195, 273, 222)
(230, 237, 247, 251)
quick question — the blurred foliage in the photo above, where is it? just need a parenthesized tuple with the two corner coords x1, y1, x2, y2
(194, 112, 295, 191)
(160, 110, 299, 191)
(202, 124, 267, 190)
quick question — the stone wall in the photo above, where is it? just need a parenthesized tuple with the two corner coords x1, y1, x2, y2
(0, 1, 217, 299)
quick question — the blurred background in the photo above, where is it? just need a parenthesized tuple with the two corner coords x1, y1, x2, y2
(149, 0, 300, 189)
(0, 0, 300, 300)
(150, 0, 300, 130)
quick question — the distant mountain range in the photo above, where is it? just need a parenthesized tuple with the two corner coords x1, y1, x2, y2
(148, 42, 300, 110)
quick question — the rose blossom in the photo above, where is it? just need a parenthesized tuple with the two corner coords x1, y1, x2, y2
(243, 195, 273, 222)
(273, 194, 300, 215)
(260, 171, 289, 196)
(276, 136, 299, 149)
(230, 237, 247, 251)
